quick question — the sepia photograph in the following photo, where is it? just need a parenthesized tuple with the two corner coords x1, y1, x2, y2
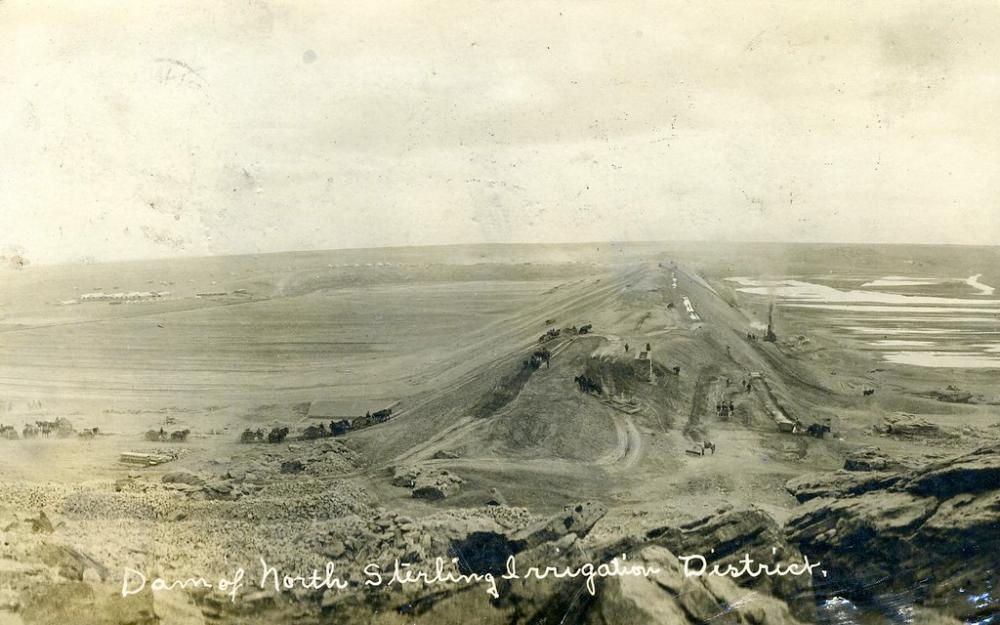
(1, 1, 999, 624)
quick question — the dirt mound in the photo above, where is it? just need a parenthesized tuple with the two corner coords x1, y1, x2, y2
(579, 353, 681, 422)
(483, 340, 620, 461)
(580, 356, 651, 401)
(470, 360, 538, 419)
(482, 338, 679, 463)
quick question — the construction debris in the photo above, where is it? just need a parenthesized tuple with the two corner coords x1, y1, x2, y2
(119, 451, 176, 466)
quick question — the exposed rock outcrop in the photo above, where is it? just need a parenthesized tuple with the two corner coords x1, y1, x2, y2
(645, 507, 815, 621)
(585, 546, 803, 625)
(320, 502, 809, 625)
(786, 444, 1000, 623)
(843, 446, 893, 472)
(874, 413, 957, 439)
(785, 470, 900, 503)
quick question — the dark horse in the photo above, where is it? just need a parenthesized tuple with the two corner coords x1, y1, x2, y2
(806, 423, 831, 438)
(574, 374, 603, 395)
(267, 427, 289, 443)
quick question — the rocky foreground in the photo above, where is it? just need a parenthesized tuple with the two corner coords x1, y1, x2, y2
(787, 444, 1000, 625)
(1, 443, 998, 624)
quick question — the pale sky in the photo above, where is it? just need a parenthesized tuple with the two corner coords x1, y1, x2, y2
(2, 0, 999, 265)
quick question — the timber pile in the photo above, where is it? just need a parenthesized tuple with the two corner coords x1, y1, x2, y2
(119, 451, 175, 466)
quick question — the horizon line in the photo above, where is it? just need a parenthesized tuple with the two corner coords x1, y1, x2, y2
(13, 237, 1000, 270)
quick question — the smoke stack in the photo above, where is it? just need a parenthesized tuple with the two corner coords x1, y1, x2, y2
(765, 302, 777, 342)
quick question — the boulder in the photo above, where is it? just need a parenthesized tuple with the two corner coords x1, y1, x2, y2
(512, 501, 606, 548)
(204, 482, 234, 499)
(875, 413, 957, 439)
(843, 446, 892, 471)
(324, 539, 347, 559)
(485, 488, 507, 506)
(391, 465, 422, 488)
(160, 471, 205, 487)
(412, 471, 464, 501)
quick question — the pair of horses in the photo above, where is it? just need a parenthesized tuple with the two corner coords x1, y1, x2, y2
(240, 428, 266, 443)
(525, 348, 551, 370)
(267, 427, 289, 443)
(574, 374, 603, 395)
(144, 428, 190, 442)
(240, 426, 289, 443)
